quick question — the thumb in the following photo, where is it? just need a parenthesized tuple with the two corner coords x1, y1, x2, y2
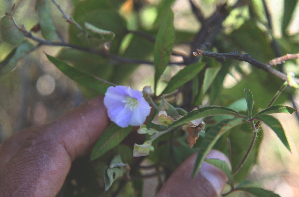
(157, 150, 230, 197)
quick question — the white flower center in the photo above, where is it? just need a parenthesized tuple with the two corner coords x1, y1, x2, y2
(125, 97, 139, 110)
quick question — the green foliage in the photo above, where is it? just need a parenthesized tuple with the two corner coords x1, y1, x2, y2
(170, 106, 247, 128)
(253, 105, 297, 117)
(254, 115, 291, 152)
(35, 0, 57, 41)
(46, 54, 112, 94)
(0, 41, 34, 76)
(192, 118, 244, 176)
(0, 13, 24, 45)
(282, 0, 298, 35)
(235, 187, 280, 196)
(162, 61, 205, 94)
(204, 158, 233, 184)
(154, 9, 175, 93)
(104, 155, 128, 191)
(244, 89, 253, 118)
(91, 124, 133, 160)
(0, 0, 298, 195)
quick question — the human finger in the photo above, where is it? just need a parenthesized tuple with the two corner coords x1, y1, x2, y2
(0, 96, 109, 197)
(157, 150, 230, 197)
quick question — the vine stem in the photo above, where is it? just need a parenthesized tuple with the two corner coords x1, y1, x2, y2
(232, 81, 288, 176)
(232, 122, 257, 175)
(51, 0, 86, 34)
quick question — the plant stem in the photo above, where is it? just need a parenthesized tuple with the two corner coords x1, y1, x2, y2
(232, 128, 257, 175)
(233, 81, 288, 175)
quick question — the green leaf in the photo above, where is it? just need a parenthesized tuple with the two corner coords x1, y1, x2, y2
(244, 89, 253, 118)
(158, 97, 180, 119)
(253, 105, 297, 118)
(133, 140, 154, 157)
(235, 187, 280, 197)
(162, 62, 205, 94)
(79, 22, 115, 48)
(230, 21, 274, 62)
(90, 124, 133, 160)
(202, 63, 221, 95)
(250, 0, 266, 23)
(169, 106, 247, 128)
(57, 48, 113, 80)
(154, 9, 175, 93)
(0, 14, 24, 45)
(84, 22, 115, 40)
(282, 0, 298, 35)
(104, 155, 128, 191)
(254, 114, 291, 152)
(204, 158, 233, 184)
(192, 118, 244, 177)
(0, 40, 34, 76)
(228, 98, 248, 112)
(35, 0, 57, 41)
(46, 54, 111, 94)
(70, 3, 127, 51)
(152, 0, 176, 27)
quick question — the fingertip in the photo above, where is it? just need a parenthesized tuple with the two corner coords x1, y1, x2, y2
(47, 96, 110, 160)
(157, 150, 230, 197)
(200, 150, 230, 196)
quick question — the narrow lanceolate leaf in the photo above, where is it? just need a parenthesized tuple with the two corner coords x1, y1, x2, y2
(244, 89, 253, 118)
(253, 105, 297, 118)
(154, 9, 175, 94)
(91, 124, 133, 160)
(35, 0, 57, 41)
(202, 64, 221, 95)
(204, 158, 233, 184)
(162, 62, 205, 94)
(0, 41, 34, 76)
(192, 118, 244, 177)
(169, 106, 247, 128)
(236, 187, 280, 197)
(254, 115, 291, 152)
(46, 54, 111, 94)
(282, 0, 298, 35)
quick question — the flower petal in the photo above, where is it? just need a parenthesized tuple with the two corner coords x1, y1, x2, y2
(130, 101, 151, 126)
(104, 85, 151, 127)
(111, 107, 132, 128)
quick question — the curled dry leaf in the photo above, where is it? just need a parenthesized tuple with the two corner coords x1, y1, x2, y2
(152, 111, 174, 126)
(182, 119, 205, 148)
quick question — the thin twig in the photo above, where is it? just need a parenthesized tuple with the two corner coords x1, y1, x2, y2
(189, 0, 205, 24)
(51, 0, 85, 34)
(255, 81, 288, 128)
(268, 54, 299, 66)
(193, 50, 299, 84)
(11, 17, 184, 66)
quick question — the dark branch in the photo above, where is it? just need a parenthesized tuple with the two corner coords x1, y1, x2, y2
(189, 0, 205, 24)
(193, 49, 299, 84)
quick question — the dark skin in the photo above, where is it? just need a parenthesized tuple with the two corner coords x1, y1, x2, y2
(0, 97, 229, 197)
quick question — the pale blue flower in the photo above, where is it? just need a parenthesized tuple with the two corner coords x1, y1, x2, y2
(104, 86, 151, 128)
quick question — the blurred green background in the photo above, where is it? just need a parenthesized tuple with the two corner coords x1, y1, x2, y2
(0, 0, 299, 196)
